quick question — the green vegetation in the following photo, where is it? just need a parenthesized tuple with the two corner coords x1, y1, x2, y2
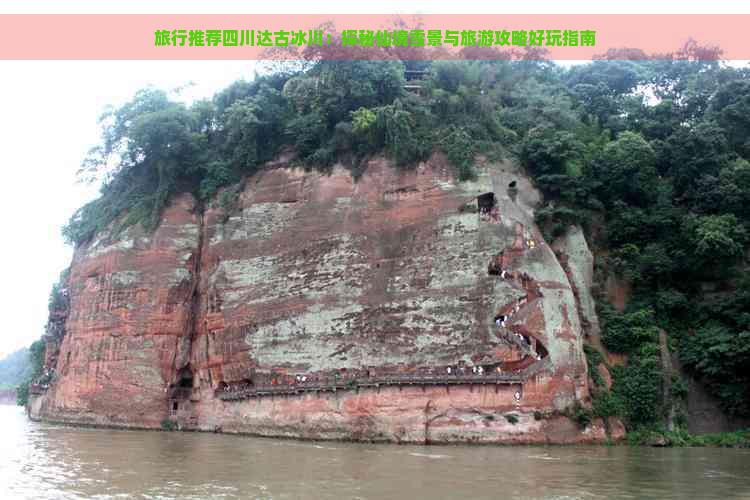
(160, 419, 177, 431)
(583, 345, 625, 421)
(627, 427, 750, 448)
(504, 413, 519, 425)
(0, 348, 32, 390)
(57, 48, 750, 433)
(16, 269, 69, 406)
(62, 59, 536, 245)
(542, 56, 750, 430)
(680, 281, 750, 417)
(567, 401, 594, 429)
(610, 346, 664, 426)
(47, 268, 70, 313)
(15, 340, 45, 407)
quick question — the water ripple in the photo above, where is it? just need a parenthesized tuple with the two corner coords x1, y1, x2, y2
(2, 406, 750, 500)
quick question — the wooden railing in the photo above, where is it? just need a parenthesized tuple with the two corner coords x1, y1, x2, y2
(217, 358, 550, 402)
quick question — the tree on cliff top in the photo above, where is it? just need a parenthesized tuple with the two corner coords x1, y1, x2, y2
(64, 89, 211, 243)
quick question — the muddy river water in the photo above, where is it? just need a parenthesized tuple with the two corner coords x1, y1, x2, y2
(2, 406, 749, 499)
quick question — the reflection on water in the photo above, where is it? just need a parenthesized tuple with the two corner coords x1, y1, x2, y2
(1, 406, 749, 499)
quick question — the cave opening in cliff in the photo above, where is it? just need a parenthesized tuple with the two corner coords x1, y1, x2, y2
(488, 254, 503, 275)
(508, 180, 517, 189)
(477, 192, 496, 214)
(494, 314, 508, 328)
(536, 342, 549, 359)
(178, 366, 194, 389)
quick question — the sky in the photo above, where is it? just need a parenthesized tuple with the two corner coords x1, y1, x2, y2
(0, 1, 748, 358)
(0, 60, 259, 357)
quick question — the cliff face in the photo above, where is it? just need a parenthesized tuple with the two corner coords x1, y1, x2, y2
(31, 195, 201, 428)
(30, 156, 621, 443)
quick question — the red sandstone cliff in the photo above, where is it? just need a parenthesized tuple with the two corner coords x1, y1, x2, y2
(29, 156, 623, 443)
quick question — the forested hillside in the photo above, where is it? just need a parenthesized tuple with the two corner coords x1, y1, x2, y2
(58, 51, 750, 436)
(0, 347, 31, 390)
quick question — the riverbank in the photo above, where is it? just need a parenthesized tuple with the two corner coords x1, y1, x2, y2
(25, 401, 750, 449)
(626, 427, 750, 448)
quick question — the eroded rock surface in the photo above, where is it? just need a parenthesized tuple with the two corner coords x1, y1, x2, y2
(32, 195, 201, 428)
(30, 157, 612, 443)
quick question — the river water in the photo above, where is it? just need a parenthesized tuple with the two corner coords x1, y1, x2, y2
(1, 406, 749, 499)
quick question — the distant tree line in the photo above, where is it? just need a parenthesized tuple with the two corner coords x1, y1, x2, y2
(0, 347, 31, 391)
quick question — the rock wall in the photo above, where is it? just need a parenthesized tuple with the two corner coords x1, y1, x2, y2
(30, 156, 618, 443)
(31, 195, 201, 428)
(552, 226, 600, 342)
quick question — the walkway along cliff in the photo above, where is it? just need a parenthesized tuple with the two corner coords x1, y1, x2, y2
(28, 156, 624, 444)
